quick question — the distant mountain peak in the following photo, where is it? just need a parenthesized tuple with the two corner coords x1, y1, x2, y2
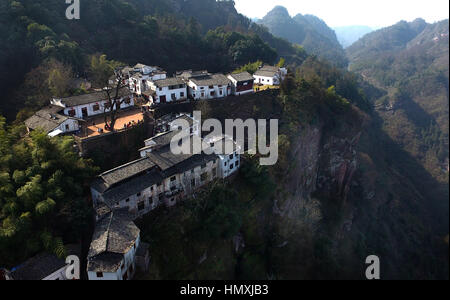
(267, 5, 291, 17)
(259, 6, 348, 67)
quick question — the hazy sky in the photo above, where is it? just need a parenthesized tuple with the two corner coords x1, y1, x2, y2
(234, 0, 449, 28)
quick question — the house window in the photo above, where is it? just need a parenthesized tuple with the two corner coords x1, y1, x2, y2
(68, 110, 76, 117)
(229, 154, 234, 160)
(125, 198, 130, 203)
(230, 164, 234, 170)
(96, 272, 103, 278)
(65, 124, 70, 131)
(170, 176, 176, 182)
(171, 93, 176, 101)
(138, 201, 145, 211)
(93, 104, 100, 111)
(191, 179, 196, 187)
(180, 92, 184, 97)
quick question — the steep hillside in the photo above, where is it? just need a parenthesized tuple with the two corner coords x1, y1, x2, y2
(347, 19, 449, 182)
(334, 25, 373, 48)
(258, 6, 348, 67)
(346, 19, 449, 270)
(0, 0, 306, 120)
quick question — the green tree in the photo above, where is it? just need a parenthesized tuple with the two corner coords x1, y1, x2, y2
(0, 126, 98, 266)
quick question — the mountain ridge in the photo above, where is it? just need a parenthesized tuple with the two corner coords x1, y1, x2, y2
(257, 6, 348, 67)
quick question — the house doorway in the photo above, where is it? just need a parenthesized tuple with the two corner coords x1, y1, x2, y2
(160, 95, 166, 103)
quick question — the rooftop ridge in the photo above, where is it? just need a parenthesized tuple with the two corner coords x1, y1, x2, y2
(100, 157, 150, 177)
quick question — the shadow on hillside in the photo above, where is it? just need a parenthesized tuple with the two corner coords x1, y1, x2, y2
(354, 110, 449, 279)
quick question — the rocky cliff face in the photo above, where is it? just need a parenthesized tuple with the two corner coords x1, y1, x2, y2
(276, 121, 361, 223)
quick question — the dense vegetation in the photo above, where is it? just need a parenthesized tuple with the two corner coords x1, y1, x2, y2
(0, 0, 308, 120)
(136, 65, 367, 279)
(0, 0, 447, 280)
(346, 18, 449, 279)
(0, 119, 97, 266)
(348, 19, 449, 186)
(257, 6, 348, 68)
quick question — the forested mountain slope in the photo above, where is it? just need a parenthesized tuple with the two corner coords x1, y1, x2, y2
(258, 6, 348, 67)
(346, 20, 449, 276)
(0, 0, 306, 120)
(0, 0, 448, 280)
(347, 19, 449, 183)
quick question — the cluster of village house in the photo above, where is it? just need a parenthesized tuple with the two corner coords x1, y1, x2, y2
(3, 63, 287, 281)
(24, 64, 287, 138)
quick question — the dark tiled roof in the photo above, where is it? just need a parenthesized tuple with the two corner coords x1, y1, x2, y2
(102, 169, 163, 207)
(58, 88, 131, 107)
(147, 144, 217, 177)
(260, 65, 280, 71)
(228, 72, 254, 82)
(10, 253, 66, 280)
(87, 209, 140, 272)
(254, 70, 278, 77)
(24, 105, 70, 133)
(171, 115, 195, 127)
(99, 157, 156, 189)
(142, 130, 182, 150)
(254, 65, 281, 78)
(87, 252, 123, 273)
(189, 74, 231, 86)
(152, 77, 185, 88)
(10, 245, 81, 280)
(176, 70, 209, 80)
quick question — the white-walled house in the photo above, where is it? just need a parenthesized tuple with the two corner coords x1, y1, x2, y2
(129, 64, 167, 95)
(178, 71, 232, 100)
(146, 77, 187, 105)
(253, 65, 287, 86)
(227, 72, 255, 96)
(204, 135, 242, 178)
(24, 105, 81, 137)
(51, 88, 134, 119)
(87, 209, 149, 280)
(168, 114, 200, 136)
(91, 139, 220, 218)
